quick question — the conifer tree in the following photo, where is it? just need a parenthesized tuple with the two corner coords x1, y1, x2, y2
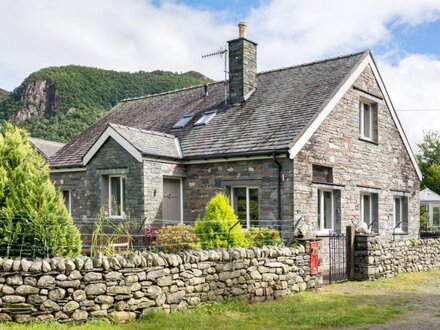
(0, 123, 81, 257)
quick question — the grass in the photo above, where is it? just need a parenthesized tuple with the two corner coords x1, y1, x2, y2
(4, 270, 440, 330)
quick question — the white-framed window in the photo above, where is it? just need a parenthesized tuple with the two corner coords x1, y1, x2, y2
(432, 205, 440, 228)
(359, 100, 377, 141)
(62, 190, 72, 214)
(360, 193, 379, 233)
(318, 189, 334, 232)
(194, 111, 216, 126)
(394, 196, 408, 232)
(230, 187, 259, 228)
(108, 175, 126, 218)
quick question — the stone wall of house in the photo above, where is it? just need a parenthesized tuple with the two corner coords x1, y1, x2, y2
(183, 157, 294, 232)
(293, 65, 420, 272)
(51, 171, 87, 221)
(354, 235, 440, 281)
(51, 137, 144, 222)
(0, 246, 319, 324)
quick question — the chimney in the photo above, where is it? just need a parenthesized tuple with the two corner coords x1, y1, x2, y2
(227, 22, 257, 104)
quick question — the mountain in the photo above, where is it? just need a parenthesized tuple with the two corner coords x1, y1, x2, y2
(0, 88, 8, 100)
(0, 66, 212, 142)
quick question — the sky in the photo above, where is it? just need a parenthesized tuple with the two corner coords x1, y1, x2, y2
(1, 0, 440, 153)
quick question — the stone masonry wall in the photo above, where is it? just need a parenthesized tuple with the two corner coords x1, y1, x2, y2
(0, 246, 319, 324)
(293, 65, 420, 272)
(354, 236, 440, 281)
(183, 158, 293, 232)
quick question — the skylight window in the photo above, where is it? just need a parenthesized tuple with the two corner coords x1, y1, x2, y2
(194, 111, 216, 126)
(172, 115, 193, 128)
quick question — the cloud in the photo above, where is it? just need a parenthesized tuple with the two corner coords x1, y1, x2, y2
(378, 54, 440, 152)
(1, 0, 440, 149)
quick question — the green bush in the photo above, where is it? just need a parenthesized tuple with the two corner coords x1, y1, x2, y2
(0, 123, 81, 257)
(195, 193, 248, 249)
(155, 224, 200, 253)
(245, 227, 282, 247)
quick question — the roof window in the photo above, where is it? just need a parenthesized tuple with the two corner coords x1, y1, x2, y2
(172, 115, 193, 128)
(194, 111, 216, 126)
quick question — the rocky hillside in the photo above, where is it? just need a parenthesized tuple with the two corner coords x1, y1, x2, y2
(0, 88, 8, 99)
(0, 66, 211, 142)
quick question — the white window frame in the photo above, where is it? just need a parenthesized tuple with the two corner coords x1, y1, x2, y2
(393, 196, 404, 232)
(62, 190, 72, 214)
(230, 186, 258, 229)
(360, 193, 372, 228)
(194, 111, 216, 126)
(318, 189, 334, 234)
(108, 175, 126, 219)
(360, 100, 374, 141)
(429, 204, 440, 228)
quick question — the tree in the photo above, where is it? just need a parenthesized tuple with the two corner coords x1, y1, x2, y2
(417, 131, 440, 195)
(0, 123, 81, 257)
(194, 193, 248, 249)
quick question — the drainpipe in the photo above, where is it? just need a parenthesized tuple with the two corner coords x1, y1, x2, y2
(272, 154, 282, 232)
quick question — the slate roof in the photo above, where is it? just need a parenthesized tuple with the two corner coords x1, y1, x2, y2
(29, 137, 65, 160)
(50, 51, 368, 168)
(109, 124, 182, 159)
(420, 188, 440, 203)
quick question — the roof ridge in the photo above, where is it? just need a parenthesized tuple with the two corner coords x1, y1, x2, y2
(257, 50, 370, 76)
(109, 123, 176, 139)
(120, 81, 224, 103)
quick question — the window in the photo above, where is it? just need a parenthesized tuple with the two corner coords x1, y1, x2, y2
(194, 111, 216, 126)
(359, 100, 377, 142)
(108, 176, 126, 218)
(231, 187, 259, 228)
(62, 190, 72, 214)
(432, 206, 440, 227)
(318, 190, 334, 231)
(360, 193, 379, 233)
(312, 165, 333, 183)
(317, 189, 341, 234)
(172, 115, 193, 128)
(394, 196, 408, 232)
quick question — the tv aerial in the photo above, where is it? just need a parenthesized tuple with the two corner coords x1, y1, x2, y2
(202, 47, 228, 105)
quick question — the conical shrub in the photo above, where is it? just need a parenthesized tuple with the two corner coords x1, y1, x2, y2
(0, 123, 81, 257)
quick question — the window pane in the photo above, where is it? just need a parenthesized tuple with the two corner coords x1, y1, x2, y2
(433, 207, 440, 227)
(249, 188, 259, 227)
(363, 194, 371, 226)
(110, 177, 122, 216)
(62, 191, 70, 212)
(394, 198, 401, 227)
(233, 188, 247, 222)
(363, 103, 371, 138)
(323, 191, 333, 230)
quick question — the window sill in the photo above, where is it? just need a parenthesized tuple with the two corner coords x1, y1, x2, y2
(358, 137, 379, 145)
(393, 231, 408, 236)
(316, 230, 332, 237)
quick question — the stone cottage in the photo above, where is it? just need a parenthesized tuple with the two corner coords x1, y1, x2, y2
(49, 23, 421, 248)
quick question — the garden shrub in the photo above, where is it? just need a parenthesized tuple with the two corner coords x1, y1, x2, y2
(195, 193, 249, 249)
(155, 224, 200, 253)
(245, 227, 282, 247)
(0, 123, 81, 258)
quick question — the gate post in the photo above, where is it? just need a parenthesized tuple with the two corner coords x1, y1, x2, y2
(346, 226, 355, 281)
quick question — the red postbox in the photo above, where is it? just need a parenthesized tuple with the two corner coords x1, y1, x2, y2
(310, 241, 319, 275)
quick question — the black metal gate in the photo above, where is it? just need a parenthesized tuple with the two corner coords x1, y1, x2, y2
(329, 231, 347, 283)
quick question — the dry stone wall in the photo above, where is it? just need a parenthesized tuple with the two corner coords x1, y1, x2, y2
(0, 246, 319, 323)
(355, 236, 440, 280)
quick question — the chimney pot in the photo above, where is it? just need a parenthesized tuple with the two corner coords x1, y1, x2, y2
(238, 22, 247, 38)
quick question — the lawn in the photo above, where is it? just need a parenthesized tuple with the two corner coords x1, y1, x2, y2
(3, 270, 440, 330)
